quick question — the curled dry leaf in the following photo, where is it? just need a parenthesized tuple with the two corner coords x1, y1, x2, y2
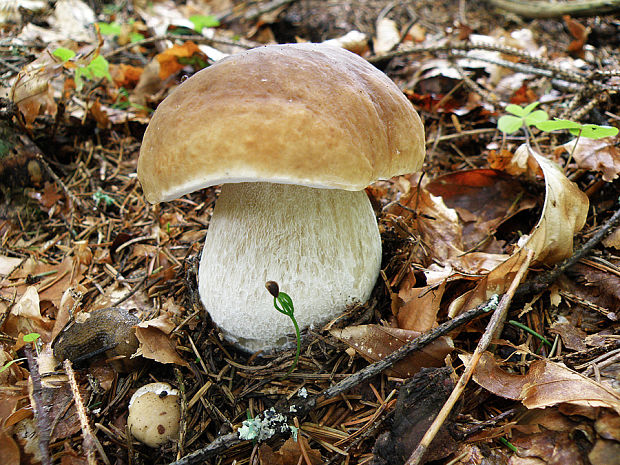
(395, 278, 445, 332)
(330, 325, 453, 378)
(258, 437, 322, 465)
(516, 145, 589, 264)
(134, 319, 188, 367)
(449, 146, 588, 316)
(425, 169, 537, 252)
(558, 136, 620, 182)
(466, 352, 620, 414)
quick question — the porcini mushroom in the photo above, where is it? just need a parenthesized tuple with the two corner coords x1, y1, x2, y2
(127, 382, 180, 447)
(137, 43, 425, 352)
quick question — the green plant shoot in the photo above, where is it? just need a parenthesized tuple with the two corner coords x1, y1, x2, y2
(266, 281, 300, 375)
(189, 15, 221, 32)
(497, 102, 618, 139)
(53, 47, 113, 91)
(497, 102, 548, 135)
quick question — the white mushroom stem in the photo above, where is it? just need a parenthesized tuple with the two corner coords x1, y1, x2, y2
(198, 182, 382, 352)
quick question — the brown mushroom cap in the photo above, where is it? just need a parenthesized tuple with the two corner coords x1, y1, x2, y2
(137, 43, 424, 204)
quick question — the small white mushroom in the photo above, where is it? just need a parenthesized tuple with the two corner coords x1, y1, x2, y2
(127, 382, 180, 447)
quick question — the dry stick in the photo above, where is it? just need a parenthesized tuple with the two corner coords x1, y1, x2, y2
(487, 0, 620, 18)
(404, 249, 534, 465)
(64, 359, 108, 465)
(166, 300, 498, 465)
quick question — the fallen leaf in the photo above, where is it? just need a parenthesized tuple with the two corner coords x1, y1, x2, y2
(134, 326, 189, 367)
(426, 169, 537, 252)
(517, 145, 589, 264)
(549, 318, 587, 351)
(387, 179, 463, 264)
(595, 409, 620, 441)
(396, 279, 445, 332)
(156, 41, 208, 80)
(259, 436, 322, 465)
(510, 429, 587, 464)
(330, 325, 453, 378)
(467, 352, 620, 413)
(588, 439, 620, 465)
(558, 136, 620, 182)
(0, 432, 20, 465)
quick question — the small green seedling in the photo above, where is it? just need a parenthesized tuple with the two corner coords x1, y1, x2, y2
(189, 15, 221, 32)
(497, 102, 548, 135)
(498, 102, 619, 139)
(97, 21, 145, 43)
(0, 333, 41, 373)
(265, 281, 300, 375)
(52, 47, 113, 91)
(535, 118, 618, 139)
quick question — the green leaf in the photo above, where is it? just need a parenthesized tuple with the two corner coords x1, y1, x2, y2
(498, 115, 524, 134)
(53, 47, 76, 62)
(130, 32, 145, 43)
(505, 104, 528, 117)
(97, 21, 122, 36)
(74, 66, 89, 90)
(522, 101, 541, 115)
(535, 119, 582, 132)
(23, 332, 40, 343)
(189, 14, 220, 32)
(523, 109, 549, 126)
(578, 124, 619, 139)
(87, 55, 112, 82)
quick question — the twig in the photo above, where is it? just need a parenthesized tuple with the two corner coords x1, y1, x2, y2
(64, 360, 103, 465)
(369, 40, 620, 92)
(404, 249, 534, 465)
(487, 0, 620, 18)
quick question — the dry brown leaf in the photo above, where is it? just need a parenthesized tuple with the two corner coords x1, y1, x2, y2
(156, 41, 207, 80)
(588, 439, 620, 465)
(396, 280, 445, 332)
(330, 325, 453, 378)
(10, 48, 60, 124)
(426, 169, 537, 252)
(0, 432, 20, 465)
(549, 319, 587, 351)
(517, 145, 589, 264)
(559, 136, 620, 182)
(259, 437, 322, 465)
(510, 429, 587, 464)
(134, 326, 189, 367)
(467, 352, 620, 414)
(388, 179, 463, 264)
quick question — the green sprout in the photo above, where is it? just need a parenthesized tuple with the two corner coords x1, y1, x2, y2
(497, 102, 618, 139)
(52, 47, 113, 91)
(96, 21, 145, 43)
(497, 102, 549, 135)
(497, 102, 619, 166)
(265, 281, 300, 375)
(189, 15, 221, 32)
(0, 333, 41, 373)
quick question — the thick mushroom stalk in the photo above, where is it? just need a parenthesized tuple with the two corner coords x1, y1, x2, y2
(199, 182, 382, 352)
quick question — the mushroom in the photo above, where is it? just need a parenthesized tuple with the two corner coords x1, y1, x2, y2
(127, 382, 180, 447)
(137, 43, 425, 352)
